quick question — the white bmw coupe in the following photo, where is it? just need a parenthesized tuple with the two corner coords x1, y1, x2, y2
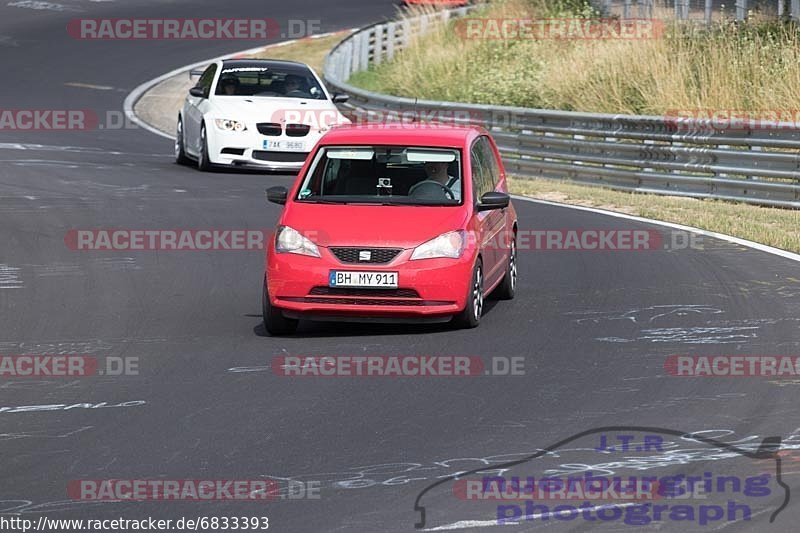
(176, 59, 351, 172)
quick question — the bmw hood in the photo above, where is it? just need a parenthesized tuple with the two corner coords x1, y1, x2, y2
(209, 97, 348, 128)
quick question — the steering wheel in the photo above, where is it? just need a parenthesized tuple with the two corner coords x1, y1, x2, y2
(408, 180, 455, 200)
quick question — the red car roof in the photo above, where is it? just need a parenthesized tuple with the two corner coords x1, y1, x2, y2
(319, 123, 484, 148)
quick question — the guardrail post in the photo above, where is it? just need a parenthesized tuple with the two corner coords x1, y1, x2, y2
(373, 25, 384, 65)
(792, 0, 800, 19)
(624, 0, 632, 18)
(736, 0, 748, 20)
(674, 0, 691, 20)
(359, 30, 370, 71)
(385, 22, 396, 61)
(349, 37, 359, 76)
(401, 19, 412, 49)
(638, 0, 653, 18)
(705, 0, 713, 23)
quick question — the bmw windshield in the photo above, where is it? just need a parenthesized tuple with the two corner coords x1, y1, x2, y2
(296, 146, 463, 206)
(215, 65, 326, 100)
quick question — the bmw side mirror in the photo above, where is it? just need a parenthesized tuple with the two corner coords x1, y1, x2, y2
(332, 93, 350, 104)
(476, 191, 509, 212)
(189, 86, 206, 98)
(266, 186, 288, 205)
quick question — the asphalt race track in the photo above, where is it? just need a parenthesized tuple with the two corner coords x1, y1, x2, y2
(1, 1, 799, 532)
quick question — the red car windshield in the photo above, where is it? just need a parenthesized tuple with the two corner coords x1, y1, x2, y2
(296, 146, 463, 205)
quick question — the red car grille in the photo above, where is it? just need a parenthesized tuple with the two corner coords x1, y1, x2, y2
(330, 247, 402, 264)
(301, 297, 425, 306)
(309, 287, 420, 298)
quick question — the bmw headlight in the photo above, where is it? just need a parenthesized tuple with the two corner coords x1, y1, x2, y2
(410, 230, 465, 260)
(275, 226, 320, 258)
(214, 119, 247, 132)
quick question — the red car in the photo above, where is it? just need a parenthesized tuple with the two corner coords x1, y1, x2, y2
(262, 124, 517, 335)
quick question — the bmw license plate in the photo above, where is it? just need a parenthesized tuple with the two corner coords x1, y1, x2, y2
(329, 271, 398, 288)
(263, 139, 305, 151)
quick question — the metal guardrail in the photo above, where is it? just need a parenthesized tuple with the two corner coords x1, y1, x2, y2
(322, 8, 800, 208)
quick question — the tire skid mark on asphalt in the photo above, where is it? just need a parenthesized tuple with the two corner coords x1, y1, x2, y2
(258, 428, 800, 493)
(0, 425, 94, 441)
(0, 263, 23, 289)
(566, 305, 725, 325)
(0, 400, 146, 415)
(6, 0, 83, 11)
(0, 35, 21, 47)
(0, 498, 119, 515)
(597, 325, 760, 344)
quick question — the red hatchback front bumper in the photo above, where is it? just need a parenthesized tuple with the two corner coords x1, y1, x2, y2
(266, 246, 474, 322)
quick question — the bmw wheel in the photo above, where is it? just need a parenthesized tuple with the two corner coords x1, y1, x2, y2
(197, 122, 212, 172)
(175, 117, 190, 165)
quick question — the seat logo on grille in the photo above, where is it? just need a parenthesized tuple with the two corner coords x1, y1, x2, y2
(358, 250, 372, 261)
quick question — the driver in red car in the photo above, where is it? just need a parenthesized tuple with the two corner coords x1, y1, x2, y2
(420, 161, 460, 201)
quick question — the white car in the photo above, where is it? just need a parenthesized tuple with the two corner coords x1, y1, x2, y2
(175, 59, 351, 172)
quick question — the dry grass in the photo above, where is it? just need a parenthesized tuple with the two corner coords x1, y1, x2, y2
(350, 0, 800, 114)
(509, 177, 800, 253)
(250, 31, 354, 75)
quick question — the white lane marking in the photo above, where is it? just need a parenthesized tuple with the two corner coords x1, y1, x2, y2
(512, 195, 800, 264)
(123, 29, 357, 140)
(227, 366, 270, 373)
(2, 159, 81, 168)
(64, 82, 116, 91)
(31, 263, 84, 277)
(425, 503, 638, 530)
(0, 142, 164, 158)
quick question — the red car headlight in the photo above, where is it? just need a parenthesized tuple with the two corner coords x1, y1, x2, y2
(410, 230, 465, 260)
(275, 226, 321, 258)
